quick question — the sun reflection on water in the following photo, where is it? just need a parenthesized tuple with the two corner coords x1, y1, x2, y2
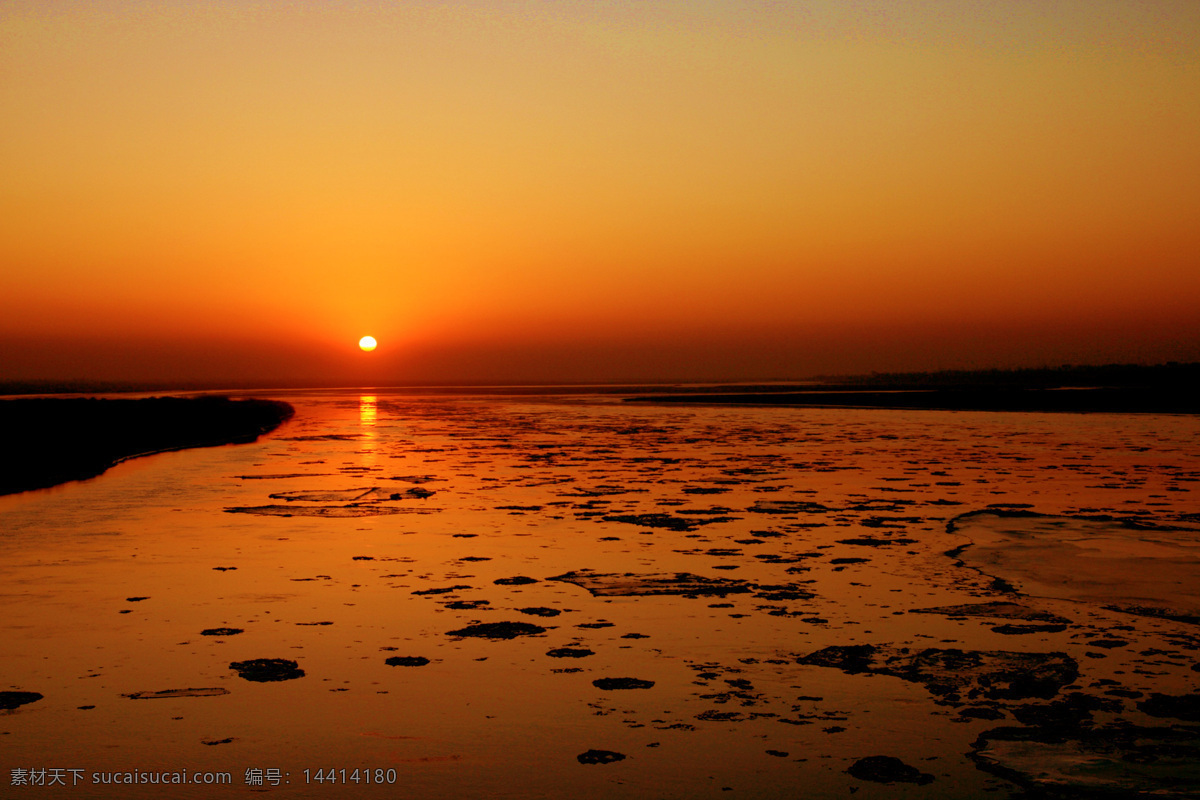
(359, 394, 378, 462)
(359, 394, 377, 427)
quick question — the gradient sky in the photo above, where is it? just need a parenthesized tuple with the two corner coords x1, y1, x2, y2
(3, 1, 1199, 385)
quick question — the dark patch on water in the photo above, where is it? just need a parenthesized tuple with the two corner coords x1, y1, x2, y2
(446, 622, 546, 639)
(229, 659, 305, 682)
(225, 505, 434, 517)
(385, 656, 430, 667)
(518, 607, 561, 617)
(0, 691, 43, 710)
(549, 569, 752, 597)
(911, 602, 1071, 624)
(847, 755, 934, 785)
(798, 644, 1078, 702)
(601, 513, 706, 532)
(577, 749, 626, 764)
(1138, 693, 1200, 721)
(593, 677, 654, 690)
(124, 688, 230, 699)
(992, 623, 1069, 635)
(547, 648, 594, 658)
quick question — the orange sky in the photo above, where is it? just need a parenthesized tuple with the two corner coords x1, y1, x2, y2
(2, 1, 1199, 385)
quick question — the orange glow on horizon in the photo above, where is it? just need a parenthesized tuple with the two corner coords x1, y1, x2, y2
(2, 2, 1199, 384)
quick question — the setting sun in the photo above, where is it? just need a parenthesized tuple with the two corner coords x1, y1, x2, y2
(358, 336, 377, 352)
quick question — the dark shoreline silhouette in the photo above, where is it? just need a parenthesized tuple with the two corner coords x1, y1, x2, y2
(0, 396, 294, 496)
(625, 362, 1200, 414)
(624, 386, 1200, 414)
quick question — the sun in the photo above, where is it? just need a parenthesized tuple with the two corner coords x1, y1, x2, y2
(358, 335, 377, 352)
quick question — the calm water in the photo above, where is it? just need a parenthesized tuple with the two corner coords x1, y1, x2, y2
(2, 391, 1198, 798)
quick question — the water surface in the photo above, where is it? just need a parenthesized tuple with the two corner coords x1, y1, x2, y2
(3, 391, 1198, 797)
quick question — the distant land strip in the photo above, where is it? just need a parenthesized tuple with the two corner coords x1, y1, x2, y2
(626, 387, 1200, 415)
(0, 396, 294, 496)
(813, 361, 1200, 389)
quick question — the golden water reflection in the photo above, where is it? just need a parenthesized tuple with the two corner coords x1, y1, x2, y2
(357, 393, 379, 471)
(359, 394, 377, 427)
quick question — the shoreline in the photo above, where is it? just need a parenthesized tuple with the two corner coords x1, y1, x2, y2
(0, 396, 294, 496)
(624, 386, 1200, 414)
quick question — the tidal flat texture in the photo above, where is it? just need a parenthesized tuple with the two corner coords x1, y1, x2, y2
(1, 391, 1198, 798)
(0, 396, 293, 495)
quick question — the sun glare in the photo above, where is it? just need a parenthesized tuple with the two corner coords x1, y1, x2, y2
(358, 335, 377, 352)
